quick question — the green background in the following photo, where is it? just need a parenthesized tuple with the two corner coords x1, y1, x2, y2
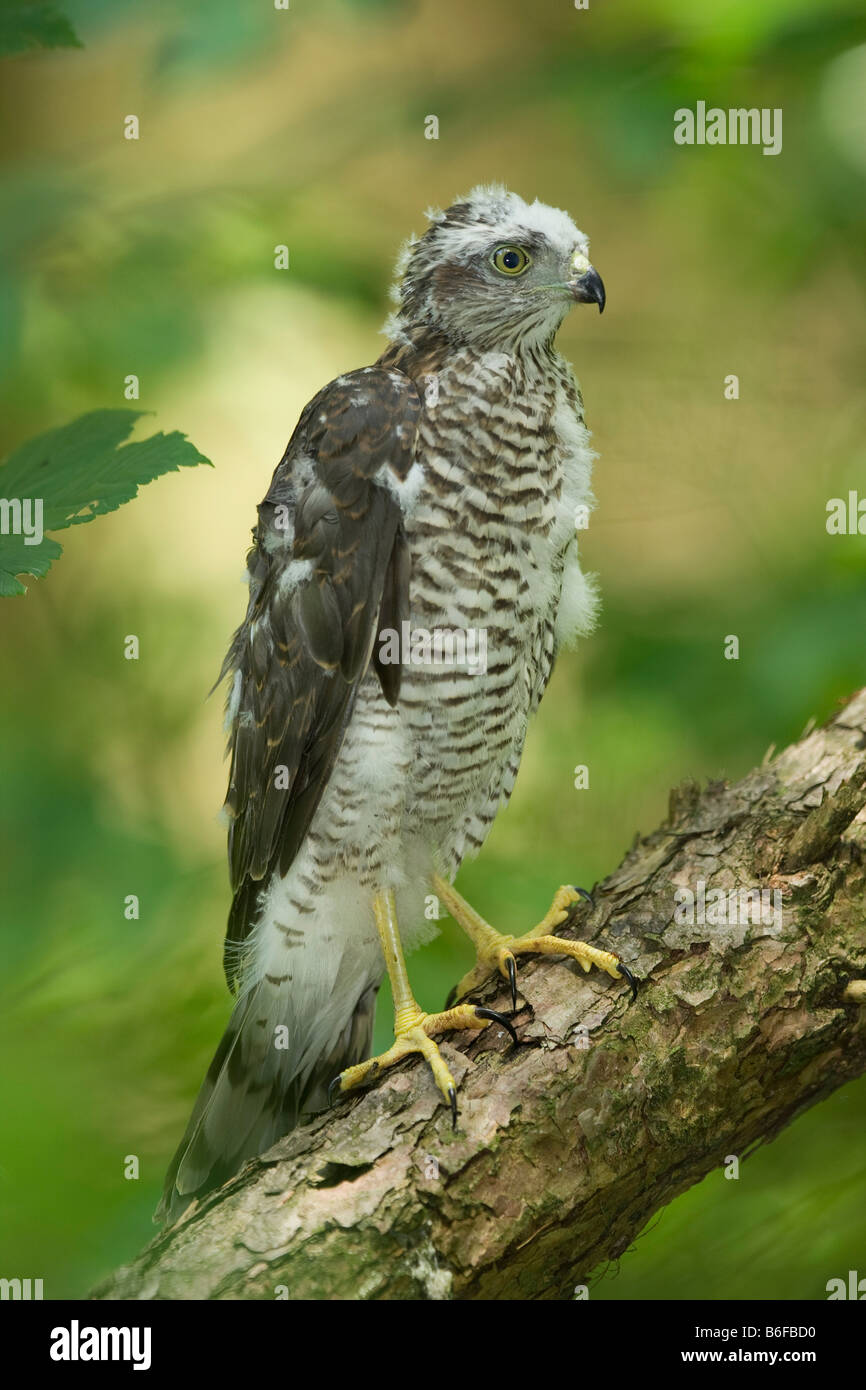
(0, 0, 864, 1299)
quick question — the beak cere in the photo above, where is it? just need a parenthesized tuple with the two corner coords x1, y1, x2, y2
(568, 251, 605, 313)
(570, 264, 606, 314)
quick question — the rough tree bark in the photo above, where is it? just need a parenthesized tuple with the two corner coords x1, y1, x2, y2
(94, 689, 866, 1301)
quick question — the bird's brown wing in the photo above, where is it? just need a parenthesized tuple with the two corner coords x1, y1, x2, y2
(220, 367, 421, 990)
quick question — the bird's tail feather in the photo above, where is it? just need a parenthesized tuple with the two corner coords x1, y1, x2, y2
(155, 978, 378, 1225)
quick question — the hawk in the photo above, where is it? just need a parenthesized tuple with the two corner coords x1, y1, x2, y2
(157, 185, 635, 1224)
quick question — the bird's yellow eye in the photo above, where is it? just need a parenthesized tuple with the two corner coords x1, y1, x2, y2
(491, 245, 531, 276)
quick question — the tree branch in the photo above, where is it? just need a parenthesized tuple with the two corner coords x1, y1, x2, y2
(94, 689, 866, 1300)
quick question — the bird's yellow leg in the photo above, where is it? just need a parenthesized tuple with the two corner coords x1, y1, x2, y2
(330, 888, 516, 1127)
(433, 876, 637, 1009)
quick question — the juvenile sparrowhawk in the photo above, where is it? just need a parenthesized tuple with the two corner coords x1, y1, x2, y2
(157, 185, 635, 1225)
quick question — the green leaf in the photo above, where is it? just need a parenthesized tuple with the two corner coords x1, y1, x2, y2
(0, 2, 83, 57)
(0, 409, 212, 595)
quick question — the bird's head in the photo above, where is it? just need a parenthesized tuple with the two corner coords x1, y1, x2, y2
(386, 184, 604, 351)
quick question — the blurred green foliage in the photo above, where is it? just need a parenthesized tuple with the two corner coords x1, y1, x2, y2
(0, 0, 864, 1299)
(0, 1, 82, 58)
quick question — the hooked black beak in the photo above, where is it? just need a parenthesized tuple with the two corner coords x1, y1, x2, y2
(570, 266, 605, 314)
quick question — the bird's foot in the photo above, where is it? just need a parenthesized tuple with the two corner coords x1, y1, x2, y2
(329, 1002, 517, 1128)
(452, 884, 638, 1011)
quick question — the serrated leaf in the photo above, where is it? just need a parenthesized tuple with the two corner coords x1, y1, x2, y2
(0, 409, 211, 595)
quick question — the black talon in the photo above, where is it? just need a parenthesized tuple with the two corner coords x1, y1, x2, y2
(475, 1006, 519, 1048)
(448, 1084, 458, 1130)
(506, 955, 518, 1012)
(617, 962, 638, 1004)
(570, 884, 595, 908)
(328, 1075, 343, 1109)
